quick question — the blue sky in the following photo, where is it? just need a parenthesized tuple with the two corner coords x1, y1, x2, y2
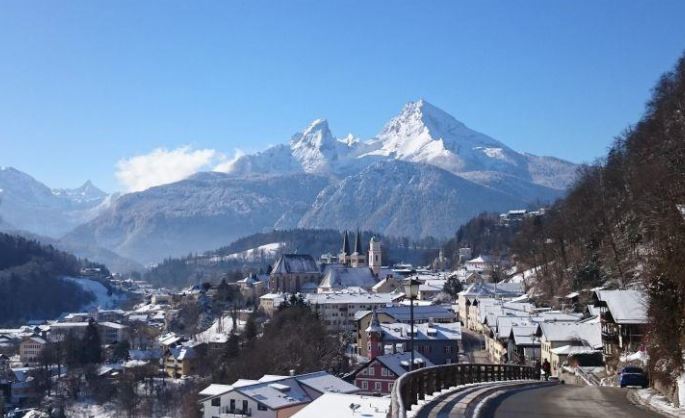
(1, 1, 685, 192)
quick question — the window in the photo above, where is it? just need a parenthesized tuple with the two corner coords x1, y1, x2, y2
(374, 382, 382, 392)
(211, 398, 220, 407)
(258, 403, 267, 411)
(361, 381, 368, 390)
(242, 400, 248, 412)
(367, 367, 375, 376)
(230, 399, 235, 412)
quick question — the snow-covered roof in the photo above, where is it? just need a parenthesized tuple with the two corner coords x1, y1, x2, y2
(271, 254, 320, 274)
(319, 265, 378, 290)
(201, 371, 358, 410)
(98, 321, 128, 329)
(372, 351, 433, 377)
(466, 255, 494, 264)
(539, 322, 602, 349)
(510, 325, 540, 346)
(306, 290, 398, 306)
(550, 345, 600, 356)
(354, 304, 455, 322)
(199, 384, 233, 397)
(379, 322, 461, 341)
(295, 371, 360, 394)
(460, 281, 525, 298)
(292, 393, 390, 418)
(595, 289, 648, 324)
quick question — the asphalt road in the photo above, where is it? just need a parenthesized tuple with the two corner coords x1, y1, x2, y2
(480, 384, 664, 418)
(460, 328, 491, 364)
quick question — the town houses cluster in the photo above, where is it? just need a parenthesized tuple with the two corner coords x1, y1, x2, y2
(0, 226, 650, 417)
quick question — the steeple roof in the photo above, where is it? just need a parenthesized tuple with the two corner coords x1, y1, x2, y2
(366, 307, 383, 334)
(354, 229, 363, 254)
(341, 230, 350, 255)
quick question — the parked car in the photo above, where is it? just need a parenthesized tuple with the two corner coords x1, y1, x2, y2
(619, 366, 649, 388)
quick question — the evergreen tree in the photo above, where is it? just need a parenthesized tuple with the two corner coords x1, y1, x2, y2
(81, 321, 102, 364)
(112, 341, 131, 362)
(224, 332, 240, 360)
(443, 276, 463, 298)
(244, 312, 258, 342)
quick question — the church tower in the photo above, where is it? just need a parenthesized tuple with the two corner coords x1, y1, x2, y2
(369, 236, 382, 276)
(366, 308, 383, 360)
(339, 230, 350, 265)
(350, 229, 366, 267)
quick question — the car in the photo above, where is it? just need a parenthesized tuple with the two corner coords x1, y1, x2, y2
(619, 366, 649, 388)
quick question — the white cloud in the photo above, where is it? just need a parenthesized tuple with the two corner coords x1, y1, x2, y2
(116, 146, 219, 192)
(213, 149, 245, 173)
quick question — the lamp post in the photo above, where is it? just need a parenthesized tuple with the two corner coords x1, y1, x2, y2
(404, 277, 421, 371)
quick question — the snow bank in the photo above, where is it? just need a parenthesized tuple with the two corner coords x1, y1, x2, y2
(62, 276, 124, 310)
(634, 388, 683, 416)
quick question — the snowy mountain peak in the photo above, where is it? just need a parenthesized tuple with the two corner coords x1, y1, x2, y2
(52, 180, 107, 203)
(397, 99, 466, 130)
(290, 118, 334, 148)
(289, 119, 355, 174)
(361, 100, 515, 174)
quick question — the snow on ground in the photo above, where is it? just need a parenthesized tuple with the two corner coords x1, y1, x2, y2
(62, 276, 125, 310)
(66, 402, 118, 418)
(194, 314, 245, 344)
(208, 242, 285, 263)
(506, 266, 539, 284)
(635, 388, 684, 417)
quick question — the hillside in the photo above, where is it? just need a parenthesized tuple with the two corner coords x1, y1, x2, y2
(0, 233, 99, 325)
(144, 228, 439, 288)
(503, 54, 685, 382)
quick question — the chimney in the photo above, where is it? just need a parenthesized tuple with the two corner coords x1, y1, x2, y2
(289, 369, 296, 376)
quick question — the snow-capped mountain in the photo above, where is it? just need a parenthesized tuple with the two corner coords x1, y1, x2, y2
(62, 172, 330, 264)
(52, 180, 108, 204)
(0, 167, 110, 237)
(297, 160, 536, 238)
(51, 99, 579, 265)
(222, 99, 577, 191)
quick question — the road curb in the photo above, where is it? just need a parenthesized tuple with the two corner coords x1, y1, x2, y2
(628, 389, 683, 418)
(468, 381, 557, 418)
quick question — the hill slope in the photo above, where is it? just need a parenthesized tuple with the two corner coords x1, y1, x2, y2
(0, 233, 97, 325)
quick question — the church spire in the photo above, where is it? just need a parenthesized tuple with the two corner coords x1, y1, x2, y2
(354, 229, 362, 254)
(341, 230, 350, 255)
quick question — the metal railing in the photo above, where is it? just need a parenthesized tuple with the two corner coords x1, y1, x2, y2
(389, 363, 536, 418)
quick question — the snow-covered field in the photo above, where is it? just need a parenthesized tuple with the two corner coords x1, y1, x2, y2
(62, 276, 125, 310)
(208, 242, 285, 263)
(66, 403, 118, 418)
(195, 314, 245, 344)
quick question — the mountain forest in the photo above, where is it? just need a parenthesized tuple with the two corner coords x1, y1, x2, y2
(500, 53, 685, 387)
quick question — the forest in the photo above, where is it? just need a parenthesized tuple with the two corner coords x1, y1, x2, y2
(144, 228, 441, 289)
(503, 53, 685, 386)
(0, 232, 96, 325)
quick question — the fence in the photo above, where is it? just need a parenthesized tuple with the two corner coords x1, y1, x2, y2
(389, 363, 536, 418)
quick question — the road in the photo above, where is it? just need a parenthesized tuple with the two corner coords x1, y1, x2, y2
(480, 384, 664, 418)
(461, 328, 491, 364)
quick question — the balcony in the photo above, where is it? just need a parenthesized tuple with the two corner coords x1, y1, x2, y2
(220, 407, 252, 417)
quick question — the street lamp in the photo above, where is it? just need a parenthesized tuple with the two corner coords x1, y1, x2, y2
(404, 277, 421, 371)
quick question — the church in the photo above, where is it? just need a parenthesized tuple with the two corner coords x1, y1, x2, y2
(318, 231, 386, 293)
(267, 231, 387, 294)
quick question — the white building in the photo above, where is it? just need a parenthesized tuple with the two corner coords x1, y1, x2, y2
(199, 371, 359, 418)
(306, 290, 401, 333)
